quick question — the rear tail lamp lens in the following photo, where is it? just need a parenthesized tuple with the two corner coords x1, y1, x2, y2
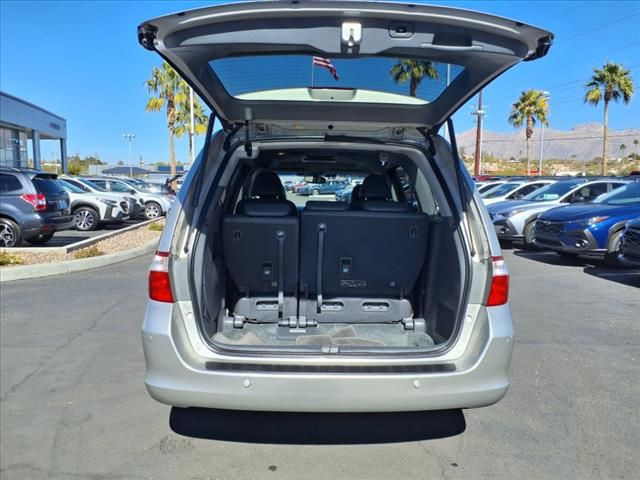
(484, 256, 509, 306)
(20, 193, 47, 211)
(148, 251, 174, 303)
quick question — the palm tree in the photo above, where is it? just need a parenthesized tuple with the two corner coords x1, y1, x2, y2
(390, 59, 439, 97)
(174, 82, 209, 165)
(633, 139, 639, 161)
(145, 62, 185, 176)
(508, 90, 550, 176)
(584, 62, 634, 175)
(619, 143, 627, 163)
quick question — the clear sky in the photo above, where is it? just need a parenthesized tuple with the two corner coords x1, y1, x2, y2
(1, 0, 639, 164)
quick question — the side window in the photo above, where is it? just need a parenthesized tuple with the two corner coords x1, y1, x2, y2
(0, 173, 23, 193)
(109, 181, 131, 193)
(509, 183, 536, 199)
(91, 179, 107, 189)
(583, 183, 609, 201)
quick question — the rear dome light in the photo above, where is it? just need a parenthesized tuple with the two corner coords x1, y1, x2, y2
(20, 193, 47, 211)
(149, 251, 174, 303)
(484, 256, 509, 307)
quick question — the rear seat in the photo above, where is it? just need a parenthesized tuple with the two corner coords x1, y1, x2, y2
(222, 171, 298, 322)
(299, 175, 429, 322)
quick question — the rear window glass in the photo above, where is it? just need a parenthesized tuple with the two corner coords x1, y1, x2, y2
(32, 176, 64, 194)
(210, 56, 464, 104)
(526, 180, 585, 202)
(0, 174, 22, 193)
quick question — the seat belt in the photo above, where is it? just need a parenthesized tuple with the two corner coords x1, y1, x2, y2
(316, 223, 326, 313)
(276, 230, 285, 320)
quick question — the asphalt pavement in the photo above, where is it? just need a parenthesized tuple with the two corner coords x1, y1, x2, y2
(17, 219, 146, 248)
(0, 250, 638, 479)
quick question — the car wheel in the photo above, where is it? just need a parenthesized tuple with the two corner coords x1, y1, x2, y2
(0, 218, 21, 248)
(604, 230, 624, 268)
(522, 221, 536, 249)
(312, 189, 320, 196)
(144, 201, 162, 220)
(25, 233, 54, 245)
(74, 206, 99, 231)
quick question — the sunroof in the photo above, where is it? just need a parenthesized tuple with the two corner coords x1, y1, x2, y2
(209, 55, 464, 104)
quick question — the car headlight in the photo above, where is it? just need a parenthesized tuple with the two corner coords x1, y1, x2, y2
(99, 199, 117, 206)
(504, 207, 529, 218)
(577, 216, 609, 226)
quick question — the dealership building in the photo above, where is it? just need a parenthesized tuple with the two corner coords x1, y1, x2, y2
(0, 91, 68, 171)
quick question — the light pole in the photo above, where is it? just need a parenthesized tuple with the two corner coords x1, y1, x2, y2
(538, 91, 550, 176)
(123, 133, 136, 177)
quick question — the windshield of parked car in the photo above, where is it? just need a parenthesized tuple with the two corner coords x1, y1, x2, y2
(593, 182, 640, 205)
(477, 182, 505, 194)
(525, 180, 585, 201)
(78, 178, 107, 192)
(482, 182, 522, 199)
(57, 179, 85, 194)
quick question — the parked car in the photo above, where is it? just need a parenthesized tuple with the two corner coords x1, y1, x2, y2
(0, 167, 74, 247)
(488, 178, 627, 247)
(296, 179, 349, 196)
(477, 180, 508, 194)
(57, 178, 129, 231)
(481, 180, 556, 205)
(61, 176, 142, 218)
(619, 216, 640, 267)
(138, 0, 554, 412)
(533, 182, 640, 266)
(82, 177, 172, 219)
(118, 177, 176, 202)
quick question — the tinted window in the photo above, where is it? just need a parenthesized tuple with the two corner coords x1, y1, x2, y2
(526, 180, 585, 201)
(568, 183, 609, 203)
(64, 178, 91, 192)
(594, 183, 640, 205)
(58, 179, 85, 194)
(89, 179, 108, 189)
(0, 173, 23, 193)
(483, 182, 522, 199)
(110, 181, 133, 193)
(32, 175, 64, 194)
(511, 183, 545, 198)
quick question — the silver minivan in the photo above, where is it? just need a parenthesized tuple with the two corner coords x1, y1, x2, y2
(140, 1, 553, 412)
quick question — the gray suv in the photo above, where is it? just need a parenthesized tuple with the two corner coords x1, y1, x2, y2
(139, 1, 553, 412)
(0, 167, 74, 247)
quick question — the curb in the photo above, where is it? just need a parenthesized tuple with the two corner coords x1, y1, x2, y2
(1, 218, 160, 255)
(0, 238, 158, 283)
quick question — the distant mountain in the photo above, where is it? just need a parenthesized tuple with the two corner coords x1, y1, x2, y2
(456, 123, 640, 160)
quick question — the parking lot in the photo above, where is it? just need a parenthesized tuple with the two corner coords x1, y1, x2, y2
(1, 250, 637, 480)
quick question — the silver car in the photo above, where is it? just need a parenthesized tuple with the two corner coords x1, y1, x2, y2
(139, 0, 554, 412)
(488, 178, 628, 247)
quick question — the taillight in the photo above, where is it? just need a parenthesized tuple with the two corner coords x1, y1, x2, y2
(149, 251, 174, 303)
(484, 256, 509, 306)
(21, 193, 47, 211)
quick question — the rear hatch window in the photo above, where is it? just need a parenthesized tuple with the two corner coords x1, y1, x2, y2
(32, 175, 64, 194)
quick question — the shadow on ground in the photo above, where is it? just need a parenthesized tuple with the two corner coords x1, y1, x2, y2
(170, 407, 466, 445)
(514, 250, 640, 288)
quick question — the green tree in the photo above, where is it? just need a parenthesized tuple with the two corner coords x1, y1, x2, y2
(174, 82, 209, 164)
(145, 62, 185, 176)
(619, 143, 627, 162)
(584, 62, 634, 175)
(508, 89, 550, 176)
(390, 59, 439, 97)
(633, 139, 639, 160)
(117, 160, 124, 166)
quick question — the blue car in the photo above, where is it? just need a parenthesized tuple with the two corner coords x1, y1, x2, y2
(533, 181, 640, 266)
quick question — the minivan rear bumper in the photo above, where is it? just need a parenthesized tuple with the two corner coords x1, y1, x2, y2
(142, 304, 514, 412)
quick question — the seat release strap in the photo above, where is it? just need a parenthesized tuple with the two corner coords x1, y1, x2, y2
(316, 223, 326, 313)
(276, 230, 285, 319)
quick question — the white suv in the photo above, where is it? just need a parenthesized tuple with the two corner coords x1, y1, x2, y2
(139, 0, 554, 412)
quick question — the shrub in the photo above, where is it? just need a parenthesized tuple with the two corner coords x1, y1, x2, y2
(73, 245, 103, 259)
(148, 222, 164, 232)
(0, 252, 24, 266)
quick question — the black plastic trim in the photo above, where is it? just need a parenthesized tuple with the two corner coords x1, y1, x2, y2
(205, 362, 456, 374)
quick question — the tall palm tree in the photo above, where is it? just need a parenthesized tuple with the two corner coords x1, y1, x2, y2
(145, 62, 185, 176)
(390, 59, 439, 97)
(508, 90, 550, 176)
(584, 62, 634, 175)
(174, 82, 209, 165)
(619, 143, 627, 163)
(633, 139, 639, 161)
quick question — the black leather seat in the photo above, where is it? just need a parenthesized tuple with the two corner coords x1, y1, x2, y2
(223, 171, 298, 321)
(300, 174, 429, 320)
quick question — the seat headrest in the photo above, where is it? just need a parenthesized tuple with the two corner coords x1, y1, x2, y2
(350, 184, 362, 204)
(361, 174, 392, 200)
(249, 171, 285, 199)
(236, 199, 297, 217)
